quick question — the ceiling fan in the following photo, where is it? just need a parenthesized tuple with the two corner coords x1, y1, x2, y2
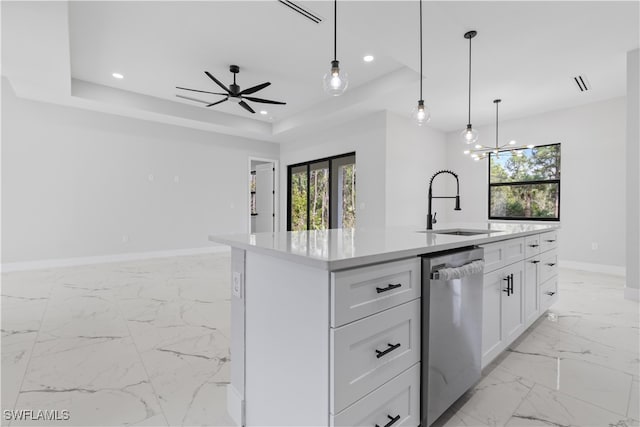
(176, 65, 286, 114)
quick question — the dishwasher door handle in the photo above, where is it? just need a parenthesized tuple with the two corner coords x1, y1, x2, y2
(431, 259, 484, 280)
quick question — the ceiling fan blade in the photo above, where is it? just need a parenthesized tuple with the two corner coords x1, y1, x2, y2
(242, 96, 286, 105)
(238, 100, 256, 114)
(205, 71, 231, 94)
(206, 97, 229, 107)
(175, 94, 212, 104)
(238, 82, 271, 95)
(176, 86, 227, 96)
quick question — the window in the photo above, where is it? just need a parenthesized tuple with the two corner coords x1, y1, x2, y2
(489, 143, 561, 221)
(287, 153, 356, 231)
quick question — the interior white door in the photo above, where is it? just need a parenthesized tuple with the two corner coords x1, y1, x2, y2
(254, 163, 274, 232)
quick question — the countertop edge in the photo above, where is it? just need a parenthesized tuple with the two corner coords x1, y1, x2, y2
(209, 225, 559, 271)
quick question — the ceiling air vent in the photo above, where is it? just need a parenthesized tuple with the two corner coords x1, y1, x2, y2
(278, 1, 323, 24)
(573, 75, 591, 92)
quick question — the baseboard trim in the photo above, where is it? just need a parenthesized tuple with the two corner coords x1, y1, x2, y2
(559, 260, 626, 277)
(624, 287, 640, 301)
(1, 246, 231, 273)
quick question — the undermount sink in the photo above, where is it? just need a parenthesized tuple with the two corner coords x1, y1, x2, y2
(416, 228, 499, 236)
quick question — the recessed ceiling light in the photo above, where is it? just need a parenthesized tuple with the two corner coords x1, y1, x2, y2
(363, 55, 374, 62)
(260, 110, 268, 115)
(112, 72, 124, 79)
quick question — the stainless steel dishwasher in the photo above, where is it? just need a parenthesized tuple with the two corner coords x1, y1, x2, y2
(421, 247, 484, 427)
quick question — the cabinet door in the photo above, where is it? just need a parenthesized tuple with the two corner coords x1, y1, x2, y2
(523, 258, 540, 327)
(482, 268, 505, 367)
(502, 262, 525, 346)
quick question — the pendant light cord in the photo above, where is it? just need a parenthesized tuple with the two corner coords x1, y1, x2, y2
(419, 0, 423, 100)
(334, 0, 337, 61)
(468, 35, 472, 124)
(495, 100, 499, 149)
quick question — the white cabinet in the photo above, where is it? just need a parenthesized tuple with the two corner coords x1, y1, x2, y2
(523, 258, 540, 326)
(480, 231, 558, 368)
(331, 363, 420, 427)
(481, 261, 524, 367)
(331, 299, 420, 414)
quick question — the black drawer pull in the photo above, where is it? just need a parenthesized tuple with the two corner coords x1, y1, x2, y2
(528, 244, 539, 248)
(375, 343, 401, 358)
(376, 283, 402, 294)
(530, 260, 540, 264)
(546, 262, 556, 267)
(545, 291, 556, 296)
(502, 276, 511, 296)
(375, 414, 401, 427)
(545, 239, 556, 243)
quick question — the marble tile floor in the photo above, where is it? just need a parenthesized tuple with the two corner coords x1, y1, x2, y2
(2, 254, 638, 426)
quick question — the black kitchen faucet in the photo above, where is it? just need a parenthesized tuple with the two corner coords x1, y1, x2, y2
(427, 170, 461, 230)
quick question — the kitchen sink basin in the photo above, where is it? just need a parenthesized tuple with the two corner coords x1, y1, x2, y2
(416, 228, 499, 236)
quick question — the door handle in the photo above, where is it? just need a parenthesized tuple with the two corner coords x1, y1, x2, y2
(376, 283, 402, 294)
(545, 291, 556, 296)
(503, 276, 511, 296)
(375, 414, 401, 427)
(375, 343, 401, 359)
(528, 244, 539, 248)
(530, 260, 540, 264)
(510, 273, 514, 294)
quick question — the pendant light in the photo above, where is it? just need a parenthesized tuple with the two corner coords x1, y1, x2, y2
(412, 0, 431, 125)
(460, 30, 479, 144)
(323, 0, 348, 96)
(465, 99, 533, 161)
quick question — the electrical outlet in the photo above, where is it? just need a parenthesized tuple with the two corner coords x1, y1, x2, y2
(232, 272, 242, 298)
(591, 242, 599, 250)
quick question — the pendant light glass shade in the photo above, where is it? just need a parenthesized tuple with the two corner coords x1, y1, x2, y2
(461, 30, 478, 144)
(412, 100, 431, 126)
(323, 60, 349, 96)
(324, 1, 348, 96)
(413, 0, 431, 126)
(461, 124, 479, 144)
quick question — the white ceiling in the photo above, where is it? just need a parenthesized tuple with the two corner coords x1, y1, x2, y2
(2, 1, 639, 142)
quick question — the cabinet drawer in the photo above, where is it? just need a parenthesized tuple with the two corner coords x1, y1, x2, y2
(481, 237, 525, 273)
(540, 230, 558, 253)
(539, 250, 558, 284)
(331, 364, 420, 427)
(540, 277, 558, 311)
(524, 235, 541, 259)
(331, 299, 421, 414)
(332, 258, 421, 327)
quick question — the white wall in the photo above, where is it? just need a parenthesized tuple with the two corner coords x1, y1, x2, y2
(444, 97, 627, 270)
(1, 79, 279, 264)
(385, 112, 450, 228)
(626, 49, 639, 295)
(279, 112, 387, 231)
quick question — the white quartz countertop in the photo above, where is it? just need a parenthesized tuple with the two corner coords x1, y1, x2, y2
(209, 222, 560, 270)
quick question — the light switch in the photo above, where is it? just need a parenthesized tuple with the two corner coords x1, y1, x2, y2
(232, 272, 242, 298)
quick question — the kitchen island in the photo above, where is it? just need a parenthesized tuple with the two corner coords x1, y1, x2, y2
(209, 223, 560, 427)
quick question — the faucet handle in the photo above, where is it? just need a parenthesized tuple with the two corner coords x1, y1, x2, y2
(433, 212, 437, 224)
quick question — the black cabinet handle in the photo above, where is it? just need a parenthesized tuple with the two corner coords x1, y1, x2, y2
(530, 260, 540, 264)
(375, 343, 401, 358)
(546, 263, 556, 267)
(502, 276, 511, 296)
(376, 283, 402, 294)
(510, 273, 514, 294)
(528, 244, 539, 248)
(375, 414, 401, 427)
(545, 291, 556, 296)
(545, 239, 556, 243)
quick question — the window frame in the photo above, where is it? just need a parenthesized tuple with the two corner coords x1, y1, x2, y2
(487, 143, 561, 222)
(287, 152, 356, 231)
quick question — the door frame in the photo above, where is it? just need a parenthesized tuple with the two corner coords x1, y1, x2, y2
(247, 156, 279, 233)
